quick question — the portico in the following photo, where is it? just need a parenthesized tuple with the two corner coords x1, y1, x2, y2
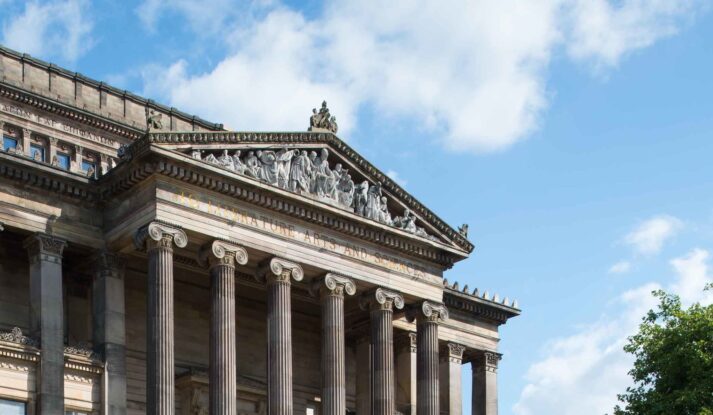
(0, 44, 520, 415)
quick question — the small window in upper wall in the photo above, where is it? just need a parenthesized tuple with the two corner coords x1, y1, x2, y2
(81, 160, 96, 178)
(0, 399, 26, 415)
(2, 136, 18, 151)
(56, 153, 70, 170)
(30, 144, 45, 162)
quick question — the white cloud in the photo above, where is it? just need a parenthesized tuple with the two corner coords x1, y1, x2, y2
(624, 215, 683, 255)
(140, 0, 706, 153)
(609, 260, 632, 274)
(1, 0, 94, 62)
(136, 0, 252, 34)
(514, 248, 712, 415)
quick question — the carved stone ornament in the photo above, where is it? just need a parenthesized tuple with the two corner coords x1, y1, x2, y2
(458, 224, 468, 238)
(442, 342, 466, 363)
(133, 222, 188, 251)
(146, 108, 163, 131)
(309, 101, 338, 133)
(472, 350, 502, 373)
(256, 257, 304, 284)
(0, 327, 38, 347)
(198, 240, 248, 269)
(23, 233, 67, 260)
(360, 287, 405, 312)
(408, 300, 449, 323)
(191, 145, 436, 241)
(311, 272, 357, 298)
(64, 342, 95, 358)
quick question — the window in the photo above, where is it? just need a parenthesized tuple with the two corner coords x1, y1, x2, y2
(81, 160, 96, 178)
(56, 153, 70, 170)
(0, 399, 26, 415)
(2, 136, 17, 152)
(30, 144, 45, 162)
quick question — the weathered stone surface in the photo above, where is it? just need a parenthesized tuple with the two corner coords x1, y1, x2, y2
(471, 351, 501, 415)
(408, 301, 449, 415)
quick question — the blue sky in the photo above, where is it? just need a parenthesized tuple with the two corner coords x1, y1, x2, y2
(3, 0, 713, 413)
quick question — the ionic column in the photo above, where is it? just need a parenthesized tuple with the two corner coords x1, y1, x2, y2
(134, 222, 188, 415)
(355, 335, 372, 415)
(440, 343, 465, 415)
(91, 251, 127, 415)
(312, 273, 356, 415)
(408, 301, 448, 415)
(257, 257, 303, 415)
(24, 233, 67, 415)
(471, 351, 501, 415)
(200, 240, 248, 415)
(395, 332, 417, 415)
(360, 288, 404, 415)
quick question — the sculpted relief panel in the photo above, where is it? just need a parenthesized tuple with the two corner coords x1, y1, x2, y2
(191, 146, 436, 241)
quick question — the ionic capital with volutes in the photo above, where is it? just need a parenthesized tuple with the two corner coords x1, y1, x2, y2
(407, 300, 449, 324)
(360, 287, 405, 312)
(199, 240, 248, 270)
(257, 256, 303, 284)
(133, 221, 188, 252)
(311, 272, 357, 299)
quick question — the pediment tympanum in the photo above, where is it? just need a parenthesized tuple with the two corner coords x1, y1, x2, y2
(135, 130, 473, 256)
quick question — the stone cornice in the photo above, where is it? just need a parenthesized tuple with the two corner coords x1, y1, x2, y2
(141, 131, 474, 254)
(443, 287, 520, 325)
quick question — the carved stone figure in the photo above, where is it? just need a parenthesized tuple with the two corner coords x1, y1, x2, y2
(337, 172, 355, 207)
(276, 148, 296, 189)
(379, 196, 393, 225)
(217, 149, 234, 171)
(313, 149, 333, 197)
(232, 150, 245, 174)
(146, 109, 163, 131)
(458, 224, 469, 238)
(191, 149, 202, 160)
(354, 180, 369, 216)
(394, 208, 417, 233)
(257, 150, 278, 185)
(289, 150, 311, 192)
(244, 151, 260, 178)
(365, 183, 382, 220)
(308, 101, 338, 133)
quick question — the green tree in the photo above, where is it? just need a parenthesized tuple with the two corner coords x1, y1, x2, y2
(613, 284, 713, 415)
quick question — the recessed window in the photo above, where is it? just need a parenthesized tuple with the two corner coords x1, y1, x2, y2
(81, 160, 96, 178)
(56, 153, 70, 170)
(2, 136, 18, 152)
(30, 144, 45, 162)
(0, 399, 26, 415)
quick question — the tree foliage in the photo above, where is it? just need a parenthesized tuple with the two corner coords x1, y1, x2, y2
(613, 285, 713, 415)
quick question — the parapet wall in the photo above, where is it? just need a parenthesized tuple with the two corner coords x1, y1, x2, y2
(0, 45, 223, 135)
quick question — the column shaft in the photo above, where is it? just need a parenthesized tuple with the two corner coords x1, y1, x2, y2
(25, 233, 67, 415)
(147, 241, 174, 415)
(440, 343, 465, 415)
(268, 277, 292, 415)
(210, 261, 237, 415)
(355, 336, 372, 415)
(92, 252, 127, 415)
(417, 320, 439, 415)
(472, 352, 500, 415)
(396, 332, 417, 415)
(316, 274, 355, 415)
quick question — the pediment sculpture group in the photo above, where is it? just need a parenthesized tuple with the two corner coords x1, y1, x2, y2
(192, 147, 435, 240)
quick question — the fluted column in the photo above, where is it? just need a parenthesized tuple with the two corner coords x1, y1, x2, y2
(360, 288, 404, 415)
(312, 273, 357, 415)
(408, 301, 448, 415)
(24, 233, 67, 415)
(134, 222, 188, 415)
(258, 257, 303, 415)
(200, 241, 248, 415)
(91, 251, 127, 415)
(395, 332, 417, 415)
(440, 343, 465, 415)
(471, 351, 501, 415)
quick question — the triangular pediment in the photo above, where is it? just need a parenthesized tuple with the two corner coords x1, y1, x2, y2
(144, 130, 473, 255)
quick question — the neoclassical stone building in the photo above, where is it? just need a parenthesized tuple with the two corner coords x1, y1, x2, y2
(0, 45, 519, 415)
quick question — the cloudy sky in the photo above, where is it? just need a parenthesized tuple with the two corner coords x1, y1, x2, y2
(3, 0, 713, 413)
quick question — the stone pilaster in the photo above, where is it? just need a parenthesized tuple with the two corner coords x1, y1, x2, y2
(360, 288, 404, 415)
(24, 233, 67, 415)
(395, 331, 417, 415)
(408, 301, 448, 415)
(312, 273, 356, 415)
(134, 222, 188, 415)
(200, 240, 248, 415)
(440, 343, 465, 415)
(355, 335, 372, 415)
(257, 257, 303, 415)
(471, 351, 501, 415)
(91, 251, 127, 415)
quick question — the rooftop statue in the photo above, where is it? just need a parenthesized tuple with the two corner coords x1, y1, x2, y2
(309, 101, 338, 133)
(146, 108, 163, 131)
